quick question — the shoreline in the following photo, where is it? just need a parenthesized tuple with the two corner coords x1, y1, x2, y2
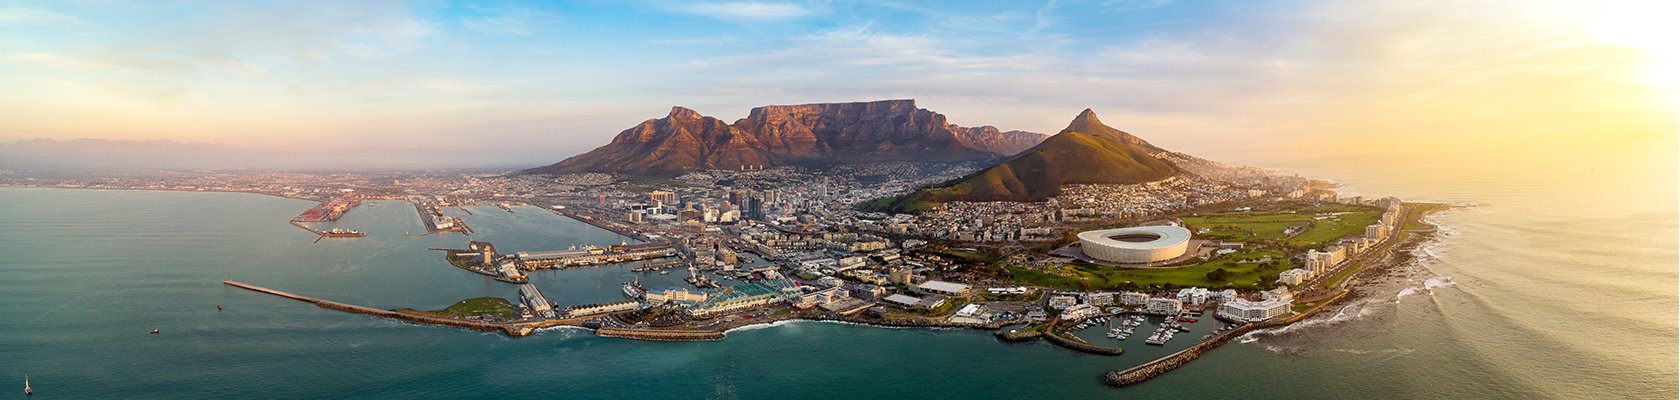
(218, 200, 1451, 390)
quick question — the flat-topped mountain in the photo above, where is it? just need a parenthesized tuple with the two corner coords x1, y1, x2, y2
(524, 100, 1045, 177)
(869, 108, 1180, 212)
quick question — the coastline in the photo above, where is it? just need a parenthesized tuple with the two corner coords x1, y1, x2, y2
(217, 199, 1451, 390)
(0, 184, 328, 203)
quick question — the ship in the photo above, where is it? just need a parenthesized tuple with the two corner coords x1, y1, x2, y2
(23, 375, 30, 396)
(622, 279, 646, 299)
(321, 228, 368, 238)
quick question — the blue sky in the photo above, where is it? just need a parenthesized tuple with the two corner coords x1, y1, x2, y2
(0, 0, 1671, 169)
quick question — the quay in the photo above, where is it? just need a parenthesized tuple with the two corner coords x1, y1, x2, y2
(289, 220, 366, 243)
(435, 241, 529, 283)
(545, 207, 651, 242)
(514, 242, 680, 269)
(414, 202, 471, 234)
(290, 193, 360, 222)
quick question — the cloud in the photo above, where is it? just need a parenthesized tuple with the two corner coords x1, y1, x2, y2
(461, 6, 561, 36)
(669, 1, 814, 21)
(0, 7, 82, 24)
(1099, 0, 1175, 13)
(8, 53, 134, 72)
(338, 17, 441, 58)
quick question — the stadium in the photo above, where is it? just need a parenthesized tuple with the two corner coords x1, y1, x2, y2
(1076, 225, 1193, 264)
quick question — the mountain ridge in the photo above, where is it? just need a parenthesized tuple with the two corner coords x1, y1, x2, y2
(524, 100, 1045, 176)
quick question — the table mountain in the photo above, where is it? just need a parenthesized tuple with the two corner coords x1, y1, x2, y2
(524, 100, 1045, 176)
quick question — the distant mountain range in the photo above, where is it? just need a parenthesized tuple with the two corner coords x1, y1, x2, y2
(867, 109, 1181, 212)
(523, 99, 1046, 176)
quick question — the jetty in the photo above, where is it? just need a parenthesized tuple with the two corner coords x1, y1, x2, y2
(222, 280, 525, 336)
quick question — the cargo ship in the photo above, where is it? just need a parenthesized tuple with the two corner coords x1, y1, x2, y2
(321, 228, 367, 238)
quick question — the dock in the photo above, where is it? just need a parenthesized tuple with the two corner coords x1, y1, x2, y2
(414, 202, 471, 234)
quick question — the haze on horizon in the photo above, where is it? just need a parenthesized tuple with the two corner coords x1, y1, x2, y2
(0, 0, 1673, 171)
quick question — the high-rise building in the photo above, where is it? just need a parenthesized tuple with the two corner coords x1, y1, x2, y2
(649, 191, 678, 206)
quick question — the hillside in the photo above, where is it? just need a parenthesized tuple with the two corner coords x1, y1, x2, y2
(869, 109, 1179, 212)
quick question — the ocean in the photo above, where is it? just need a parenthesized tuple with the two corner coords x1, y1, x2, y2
(1, 139, 1674, 398)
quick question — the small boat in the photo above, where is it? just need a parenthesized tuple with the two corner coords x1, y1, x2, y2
(659, 270, 670, 275)
(217, 304, 223, 311)
(24, 375, 30, 396)
(150, 329, 159, 334)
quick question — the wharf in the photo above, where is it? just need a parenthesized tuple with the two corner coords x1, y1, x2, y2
(414, 202, 472, 234)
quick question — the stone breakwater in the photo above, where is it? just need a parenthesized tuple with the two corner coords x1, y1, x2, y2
(595, 327, 725, 341)
(1043, 330, 1126, 356)
(1101, 289, 1352, 387)
(222, 280, 528, 336)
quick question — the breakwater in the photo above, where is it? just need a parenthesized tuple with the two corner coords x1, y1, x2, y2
(1101, 289, 1353, 387)
(222, 280, 523, 336)
(596, 327, 725, 341)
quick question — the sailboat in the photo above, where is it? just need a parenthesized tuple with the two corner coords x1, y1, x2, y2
(24, 375, 31, 395)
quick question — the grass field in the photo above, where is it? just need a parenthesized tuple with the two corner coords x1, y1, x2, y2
(1009, 249, 1293, 290)
(1182, 204, 1382, 249)
(431, 297, 514, 320)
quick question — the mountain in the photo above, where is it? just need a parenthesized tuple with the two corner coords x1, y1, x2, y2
(524, 100, 1044, 176)
(954, 126, 1047, 156)
(869, 109, 1180, 212)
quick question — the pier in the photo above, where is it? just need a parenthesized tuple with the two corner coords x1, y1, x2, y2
(413, 202, 471, 234)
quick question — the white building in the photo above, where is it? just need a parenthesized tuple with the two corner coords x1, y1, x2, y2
(1277, 269, 1311, 286)
(1048, 295, 1079, 310)
(1062, 304, 1100, 321)
(1088, 292, 1115, 306)
(884, 294, 924, 308)
(916, 280, 972, 297)
(1218, 297, 1291, 322)
(1176, 287, 1210, 304)
(1144, 297, 1183, 315)
(645, 287, 709, 304)
(1119, 292, 1150, 306)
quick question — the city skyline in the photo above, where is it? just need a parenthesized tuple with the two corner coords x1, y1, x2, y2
(2, 0, 1673, 169)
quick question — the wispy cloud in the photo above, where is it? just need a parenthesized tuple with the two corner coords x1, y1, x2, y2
(668, 1, 814, 21)
(8, 53, 134, 72)
(461, 6, 561, 36)
(0, 7, 82, 24)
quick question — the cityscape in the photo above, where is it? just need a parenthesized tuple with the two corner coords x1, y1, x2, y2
(1, 1, 1673, 399)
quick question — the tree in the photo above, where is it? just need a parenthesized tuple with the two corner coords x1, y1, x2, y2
(1205, 268, 1230, 282)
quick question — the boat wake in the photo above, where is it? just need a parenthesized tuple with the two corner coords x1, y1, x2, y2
(530, 325, 592, 338)
(1242, 299, 1377, 344)
(722, 319, 802, 334)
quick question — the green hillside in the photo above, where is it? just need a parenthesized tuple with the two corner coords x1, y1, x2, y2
(868, 109, 1179, 213)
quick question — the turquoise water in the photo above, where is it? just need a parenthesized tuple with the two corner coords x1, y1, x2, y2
(2, 139, 1676, 400)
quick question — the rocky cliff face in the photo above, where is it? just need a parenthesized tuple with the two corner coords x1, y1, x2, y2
(526, 99, 1043, 176)
(955, 126, 1047, 156)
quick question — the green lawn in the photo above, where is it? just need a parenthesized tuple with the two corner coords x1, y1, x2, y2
(433, 297, 514, 320)
(1009, 250, 1293, 290)
(1182, 204, 1383, 249)
(1285, 210, 1382, 248)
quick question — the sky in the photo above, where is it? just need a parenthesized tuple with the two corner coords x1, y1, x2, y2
(0, 0, 1674, 170)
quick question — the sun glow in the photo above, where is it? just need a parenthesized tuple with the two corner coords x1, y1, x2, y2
(1585, 1, 1680, 95)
